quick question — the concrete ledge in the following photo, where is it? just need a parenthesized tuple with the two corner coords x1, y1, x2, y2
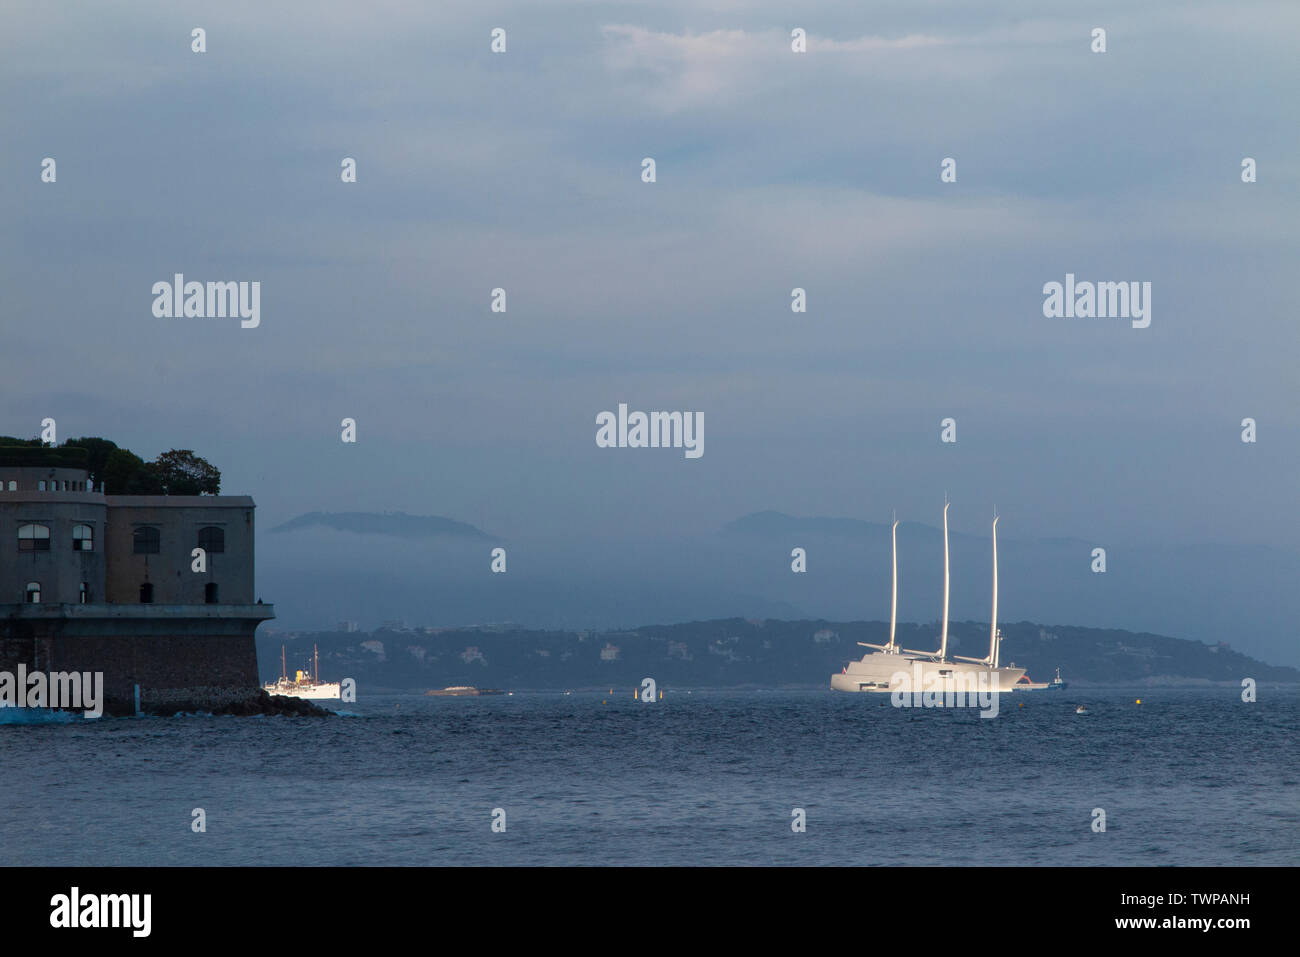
(103, 495, 255, 507)
(0, 603, 274, 622)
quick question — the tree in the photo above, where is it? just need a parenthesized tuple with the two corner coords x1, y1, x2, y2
(102, 448, 163, 495)
(61, 437, 119, 486)
(150, 449, 221, 495)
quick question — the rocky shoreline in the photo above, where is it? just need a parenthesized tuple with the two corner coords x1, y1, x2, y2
(139, 688, 335, 717)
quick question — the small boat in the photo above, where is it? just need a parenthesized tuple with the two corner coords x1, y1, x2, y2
(426, 686, 504, 697)
(264, 644, 341, 700)
(1075, 705, 1088, 715)
(1012, 666, 1067, 691)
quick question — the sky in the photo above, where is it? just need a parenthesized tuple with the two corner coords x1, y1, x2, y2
(2, 1, 1296, 564)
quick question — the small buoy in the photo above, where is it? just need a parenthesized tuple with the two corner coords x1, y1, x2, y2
(1135, 699, 1141, 705)
(1018, 701, 1024, 708)
(602, 700, 606, 705)
(659, 690, 663, 700)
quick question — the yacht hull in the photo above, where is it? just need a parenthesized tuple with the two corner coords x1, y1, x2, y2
(831, 653, 1025, 693)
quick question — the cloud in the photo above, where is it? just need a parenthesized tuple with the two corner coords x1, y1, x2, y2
(599, 25, 963, 111)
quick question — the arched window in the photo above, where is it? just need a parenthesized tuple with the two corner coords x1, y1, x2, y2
(72, 524, 94, 551)
(18, 524, 50, 551)
(205, 582, 219, 604)
(80, 582, 89, 604)
(133, 526, 160, 554)
(197, 526, 225, 554)
(139, 582, 154, 603)
(25, 582, 41, 603)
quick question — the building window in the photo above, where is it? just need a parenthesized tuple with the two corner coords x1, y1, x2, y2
(205, 582, 219, 604)
(72, 524, 94, 551)
(37, 481, 45, 491)
(197, 526, 225, 554)
(18, 523, 51, 551)
(25, 582, 40, 603)
(139, 582, 154, 603)
(5, 481, 14, 491)
(133, 526, 160, 554)
(80, 582, 89, 603)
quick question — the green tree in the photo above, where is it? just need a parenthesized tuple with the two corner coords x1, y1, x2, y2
(61, 437, 119, 486)
(102, 448, 164, 495)
(150, 449, 221, 495)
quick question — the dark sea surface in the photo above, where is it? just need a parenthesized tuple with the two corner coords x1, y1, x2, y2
(3, 688, 1297, 866)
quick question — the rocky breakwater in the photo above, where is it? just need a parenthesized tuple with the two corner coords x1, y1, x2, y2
(143, 687, 335, 717)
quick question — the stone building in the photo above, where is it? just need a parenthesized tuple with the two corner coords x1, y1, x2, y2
(0, 447, 272, 715)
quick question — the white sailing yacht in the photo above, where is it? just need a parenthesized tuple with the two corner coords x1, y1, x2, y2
(830, 503, 1026, 693)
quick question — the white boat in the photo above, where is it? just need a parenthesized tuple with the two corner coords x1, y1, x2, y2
(831, 504, 1027, 694)
(264, 644, 341, 700)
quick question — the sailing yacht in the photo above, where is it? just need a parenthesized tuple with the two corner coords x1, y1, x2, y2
(830, 504, 1026, 693)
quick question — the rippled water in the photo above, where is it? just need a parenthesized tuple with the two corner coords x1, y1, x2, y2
(3, 687, 1296, 865)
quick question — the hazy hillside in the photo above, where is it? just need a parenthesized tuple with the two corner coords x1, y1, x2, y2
(269, 511, 491, 540)
(257, 510, 1300, 667)
(257, 618, 1300, 692)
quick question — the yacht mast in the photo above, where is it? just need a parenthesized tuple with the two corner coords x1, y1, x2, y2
(938, 501, 950, 661)
(888, 515, 899, 651)
(988, 514, 999, 665)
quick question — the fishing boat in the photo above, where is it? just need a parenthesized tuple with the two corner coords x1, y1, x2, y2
(263, 644, 341, 700)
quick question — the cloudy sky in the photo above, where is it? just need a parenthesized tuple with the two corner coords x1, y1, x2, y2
(3, 0, 1296, 561)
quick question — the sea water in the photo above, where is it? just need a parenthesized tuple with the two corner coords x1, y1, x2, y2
(2, 687, 1296, 866)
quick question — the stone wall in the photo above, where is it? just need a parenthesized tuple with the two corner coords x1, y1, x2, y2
(0, 604, 271, 716)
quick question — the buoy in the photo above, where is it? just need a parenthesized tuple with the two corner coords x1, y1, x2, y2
(659, 690, 663, 700)
(1135, 699, 1141, 705)
(1018, 701, 1024, 708)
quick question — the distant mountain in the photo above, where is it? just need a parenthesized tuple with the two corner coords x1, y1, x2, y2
(257, 618, 1300, 691)
(269, 511, 492, 541)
